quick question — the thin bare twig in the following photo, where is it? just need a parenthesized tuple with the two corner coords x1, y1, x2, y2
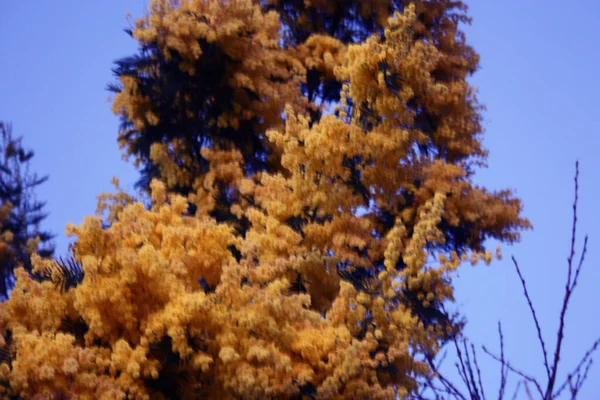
(425, 379, 446, 400)
(455, 339, 476, 398)
(512, 255, 550, 380)
(569, 235, 588, 293)
(524, 381, 534, 400)
(411, 380, 455, 400)
(482, 345, 544, 398)
(497, 323, 508, 400)
(471, 342, 486, 400)
(463, 339, 481, 400)
(577, 360, 593, 394)
(436, 350, 448, 372)
(552, 336, 600, 399)
(425, 352, 468, 400)
(546, 161, 583, 397)
(510, 381, 521, 400)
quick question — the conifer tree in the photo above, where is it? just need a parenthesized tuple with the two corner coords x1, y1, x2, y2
(0, 122, 54, 300)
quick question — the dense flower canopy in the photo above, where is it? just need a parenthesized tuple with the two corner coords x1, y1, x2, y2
(0, 1, 529, 399)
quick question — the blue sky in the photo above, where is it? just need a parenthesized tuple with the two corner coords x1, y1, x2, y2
(1, 1, 598, 398)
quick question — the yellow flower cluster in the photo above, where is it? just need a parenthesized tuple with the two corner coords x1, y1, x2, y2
(112, 0, 306, 187)
(295, 35, 347, 81)
(0, 203, 13, 266)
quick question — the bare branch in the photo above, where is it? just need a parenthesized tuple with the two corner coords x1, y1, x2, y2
(497, 323, 508, 400)
(511, 255, 550, 380)
(425, 352, 469, 400)
(510, 381, 521, 400)
(524, 381, 535, 400)
(410, 380, 456, 400)
(471, 342, 486, 400)
(546, 161, 582, 397)
(482, 345, 544, 398)
(463, 339, 481, 400)
(552, 336, 600, 399)
(436, 350, 448, 372)
(455, 362, 473, 397)
(566, 365, 591, 400)
(455, 339, 475, 398)
(566, 161, 580, 287)
(577, 359, 593, 394)
(569, 235, 587, 293)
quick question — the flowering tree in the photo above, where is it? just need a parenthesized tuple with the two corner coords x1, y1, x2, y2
(0, 1, 530, 398)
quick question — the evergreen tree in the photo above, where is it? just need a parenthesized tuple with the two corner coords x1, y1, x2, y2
(0, 122, 54, 300)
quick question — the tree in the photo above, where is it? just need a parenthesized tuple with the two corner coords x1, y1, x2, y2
(110, 0, 528, 327)
(1, 1, 529, 398)
(109, 0, 483, 243)
(0, 122, 54, 300)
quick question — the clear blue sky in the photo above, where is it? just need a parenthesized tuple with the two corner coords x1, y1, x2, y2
(1, 1, 598, 398)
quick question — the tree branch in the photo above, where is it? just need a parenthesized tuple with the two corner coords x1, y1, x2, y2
(509, 381, 521, 400)
(546, 161, 582, 397)
(495, 322, 508, 400)
(511, 255, 550, 380)
(482, 345, 544, 399)
(425, 351, 469, 400)
(455, 339, 476, 398)
(552, 336, 600, 399)
(471, 342, 486, 400)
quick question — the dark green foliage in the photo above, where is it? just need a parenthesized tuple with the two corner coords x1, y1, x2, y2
(109, 30, 284, 238)
(32, 255, 85, 293)
(261, 0, 397, 117)
(109, 33, 278, 197)
(0, 122, 54, 300)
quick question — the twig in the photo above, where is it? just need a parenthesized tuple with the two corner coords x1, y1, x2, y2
(552, 336, 600, 399)
(425, 352, 468, 400)
(422, 379, 445, 400)
(524, 381, 534, 400)
(471, 342, 486, 400)
(577, 359, 593, 394)
(497, 323, 508, 400)
(570, 236, 588, 293)
(565, 162, 580, 288)
(436, 350, 448, 371)
(546, 161, 583, 397)
(511, 255, 550, 380)
(411, 380, 455, 400)
(482, 345, 544, 398)
(510, 381, 521, 400)
(463, 339, 482, 399)
(455, 339, 476, 398)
